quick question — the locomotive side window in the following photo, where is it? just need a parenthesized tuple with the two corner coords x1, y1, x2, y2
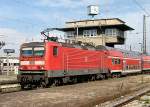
(53, 46, 58, 56)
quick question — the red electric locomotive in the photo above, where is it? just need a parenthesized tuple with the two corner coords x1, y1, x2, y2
(18, 41, 111, 88)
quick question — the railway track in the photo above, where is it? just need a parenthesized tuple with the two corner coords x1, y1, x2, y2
(0, 75, 150, 107)
(0, 74, 148, 94)
(97, 87, 150, 107)
(0, 84, 21, 93)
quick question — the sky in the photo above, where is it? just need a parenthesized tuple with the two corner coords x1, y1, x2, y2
(0, 0, 150, 56)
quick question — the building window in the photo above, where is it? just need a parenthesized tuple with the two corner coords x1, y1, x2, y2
(105, 29, 116, 36)
(14, 63, 19, 66)
(83, 29, 97, 37)
(53, 46, 58, 56)
(3, 63, 7, 66)
(66, 31, 75, 37)
(105, 28, 124, 37)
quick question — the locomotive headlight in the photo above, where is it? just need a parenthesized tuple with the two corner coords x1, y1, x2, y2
(35, 61, 45, 65)
(40, 66, 44, 70)
(20, 61, 30, 65)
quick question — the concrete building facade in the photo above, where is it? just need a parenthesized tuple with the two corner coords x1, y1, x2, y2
(61, 18, 134, 47)
(0, 56, 19, 75)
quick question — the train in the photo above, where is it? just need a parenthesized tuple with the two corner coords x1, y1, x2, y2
(17, 38, 150, 89)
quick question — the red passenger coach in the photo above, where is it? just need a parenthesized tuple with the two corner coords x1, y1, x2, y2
(97, 46, 142, 77)
(142, 55, 150, 72)
(121, 51, 142, 75)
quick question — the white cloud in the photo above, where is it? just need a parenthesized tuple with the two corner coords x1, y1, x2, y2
(36, 0, 110, 8)
(1, 0, 150, 54)
(0, 28, 42, 56)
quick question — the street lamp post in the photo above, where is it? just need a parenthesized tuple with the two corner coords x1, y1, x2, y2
(6, 52, 9, 75)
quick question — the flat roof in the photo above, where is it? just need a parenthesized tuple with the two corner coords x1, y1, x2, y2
(66, 18, 125, 24)
(61, 18, 134, 31)
(60, 24, 134, 31)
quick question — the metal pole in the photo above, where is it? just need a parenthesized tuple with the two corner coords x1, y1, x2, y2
(130, 45, 132, 51)
(76, 25, 78, 37)
(99, 22, 104, 46)
(143, 15, 146, 54)
(141, 44, 143, 52)
(0, 60, 2, 75)
(7, 53, 9, 75)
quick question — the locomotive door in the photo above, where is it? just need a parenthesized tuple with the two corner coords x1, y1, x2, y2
(100, 55, 103, 73)
(63, 53, 68, 75)
(100, 54, 106, 73)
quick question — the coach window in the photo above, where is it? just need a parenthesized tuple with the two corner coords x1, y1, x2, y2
(137, 65, 138, 69)
(3, 63, 7, 66)
(112, 58, 115, 64)
(133, 66, 135, 69)
(115, 59, 118, 64)
(117, 59, 120, 64)
(134, 66, 136, 69)
(53, 46, 58, 56)
(126, 65, 128, 70)
(135, 65, 137, 69)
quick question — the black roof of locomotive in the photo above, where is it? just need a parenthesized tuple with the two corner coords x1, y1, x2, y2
(21, 42, 44, 48)
(20, 41, 142, 57)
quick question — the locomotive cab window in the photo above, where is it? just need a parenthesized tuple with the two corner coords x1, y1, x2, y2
(34, 47, 44, 56)
(21, 48, 33, 56)
(53, 46, 58, 56)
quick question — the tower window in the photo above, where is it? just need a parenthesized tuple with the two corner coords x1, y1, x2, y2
(83, 29, 97, 37)
(105, 28, 124, 37)
(66, 31, 75, 37)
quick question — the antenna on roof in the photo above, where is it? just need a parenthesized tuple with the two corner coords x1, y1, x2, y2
(87, 5, 99, 19)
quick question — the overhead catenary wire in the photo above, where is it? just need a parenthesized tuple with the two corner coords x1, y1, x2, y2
(132, 0, 150, 54)
(132, 0, 150, 16)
